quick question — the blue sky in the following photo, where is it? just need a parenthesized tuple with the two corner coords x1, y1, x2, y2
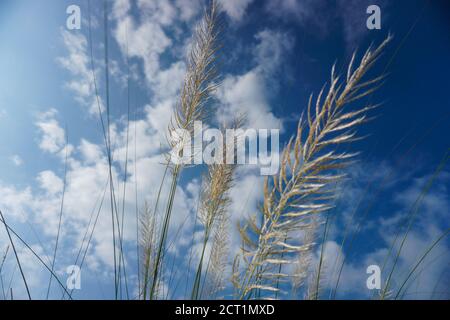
(0, 0, 449, 300)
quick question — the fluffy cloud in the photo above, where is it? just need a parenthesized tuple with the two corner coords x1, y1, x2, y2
(336, 0, 389, 50)
(265, 0, 388, 50)
(115, 16, 172, 84)
(218, 0, 255, 22)
(320, 164, 450, 299)
(79, 139, 105, 165)
(0, 130, 181, 299)
(112, 0, 131, 19)
(113, 0, 192, 103)
(253, 29, 295, 76)
(36, 109, 66, 154)
(175, 0, 202, 22)
(265, 0, 331, 35)
(216, 70, 281, 129)
(10, 155, 23, 167)
(138, 0, 177, 26)
(216, 29, 293, 130)
(151, 62, 186, 101)
(0, 96, 201, 298)
(37, 171, 64, 196)
(58, 30, 103, 115)
(0, 184, 33, 222)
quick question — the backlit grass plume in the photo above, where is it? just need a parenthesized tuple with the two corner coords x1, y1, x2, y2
(139, 201, 158, 300)
(233, 36, 392, 300)
(191, 117, 244, 299)
(292, 217, 319, 297)
(168, 0, 220, 152)
(202, 214, 231, 299)
(191, 123, 244, 299)
(148, 0, 221, 300)
(191, 162, 234, 299)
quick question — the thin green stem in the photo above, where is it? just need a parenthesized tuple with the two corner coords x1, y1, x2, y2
(395, 229, 449, 299)
(0, 211, 31, 300)
(381, 150, 448, 299)
(46, 129, 69, 299)
(149, 165, 181, 300)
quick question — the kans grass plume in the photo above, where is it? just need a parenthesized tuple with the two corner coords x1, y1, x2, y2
(144, 0, 222, 300)
(233, 36, 392, 300)
(191, 118, 245, 300)
(191, 158, 235, 299)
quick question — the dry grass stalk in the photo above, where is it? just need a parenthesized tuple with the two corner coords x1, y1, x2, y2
(168, 0, 221, 156)
(199, 164, 234, 230)
(203, 214, 230, 299)
(149, 0, 221, 300)
(139, 201, 158, 300)
(233, 36, 392, 300)
(191, 117, 245, 299)
(191, 161, 235, 299)
(0, 245, 9, 299)
(292, 218, 319, 296)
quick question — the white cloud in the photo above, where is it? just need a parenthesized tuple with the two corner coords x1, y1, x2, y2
(218, 0, 254, 22)
(216, 70, 281, 129)
(336, 0, 389, 51)
(307, 240, 372, 298)
(114, 14, 172, 89)
(175, 0, 202, 22)
(138, 0, 177, 26)
(112, 1, 190, 109)
(2, 102, 197, 291)
(112, 0, 131, 19)
(79, 139, 105, 165)
(392, 173, 449, 222)
(152, 62, 186, 101)
(37, 171, 64, 195)
(10, 155, 23, 167)
(57, 30, 103, 115)
(215, 28, 293, 130)
(8, 244, 50, 298)
(253, 29, 294, 76)
(0, 184, 33, 222)
(265, 0, 329, 30)
(36, 109, 65, 154)
(322, 167, 450, 299)
(265, 0, 389, 50)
